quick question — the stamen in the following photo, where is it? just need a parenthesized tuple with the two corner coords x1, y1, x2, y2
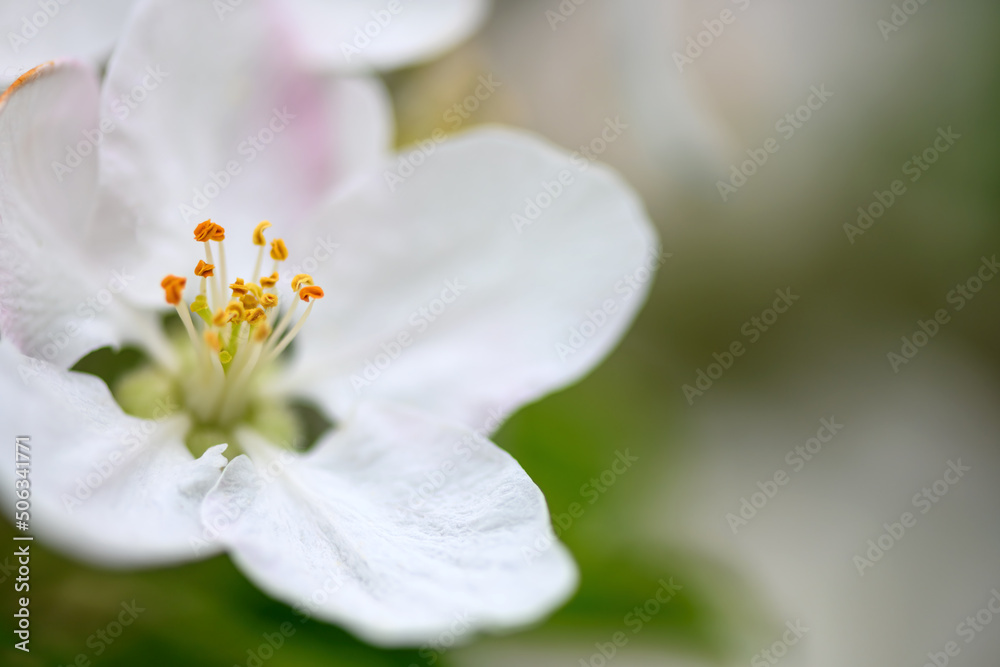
(241, 293, 259, 310)
(190, 294, 211, 325)
(193, 220, 225, 242)
(159, 219, 324, 432)
(267, 298, 299, 349)
(270, 239, 288, 260)
(252, 221, 271, 281)
(217, 231, 229, 302)
(161, 275, 203, 355)
(291, 273, 313, 291)
(298, 286, 324, 302)
(212, 308, 234, 327)
(253, 220, 272, 246)
(266, 287, 324, 362)
(230, 278, 250, 297)
(225, 301, 246, 323)
(194, 260, 215, 299)
(197, 226, 223, 308)
(160, 275, 186, 305)
(193, 221, 228, 307)
(194, 260, 215, 277)
(174, 303, 201, 356)
(270, 238, 288, 276)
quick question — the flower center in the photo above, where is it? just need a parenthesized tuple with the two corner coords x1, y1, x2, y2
(116, 220, 325, 458)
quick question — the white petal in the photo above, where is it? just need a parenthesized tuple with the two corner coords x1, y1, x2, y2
(203, 402, 576, 646)
(286, 0, 490, 71)
(0, 0, 136, 86)
(96, 0, 393, 305)
(0, 341, 226, 565)
(283, 127, 659, 429)
(0, 63, 97, 232)
(0, 61, 125, 367)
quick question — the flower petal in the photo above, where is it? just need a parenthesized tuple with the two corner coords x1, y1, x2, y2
(202, 402, 576, 645)
(0, 61, 127, 367)
(0, 341, 227, 565)
(96, 0, 393, 305)
(0, 0, 136, 86)
(283, 127, 660, 429)
(286, 0, 490, 71)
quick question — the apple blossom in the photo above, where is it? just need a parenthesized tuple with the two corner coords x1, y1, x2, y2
(0, 0, 656, 646)
(1, 0, 490, 85)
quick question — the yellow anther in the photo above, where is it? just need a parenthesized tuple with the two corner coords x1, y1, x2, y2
(194, 220, 225, 242)
(204, 330, 221, 352)
(226, 301, 246, 321)
(229, 277, 249, 296)
(212, 308, 234, 327)
(252, 221, 272, 246)
(160, 275, 186, 305)
(291, 273, 314, 291)
(190, 294, 209, 314)
(241, 293, 259, 310)
(270, 239, 288, 261)
(155, 220, 322, 393)
(253, 321, 271, 342)
(194, 259, 215, 277)
(246, 308, 267, 325)
(299, 285, 325, 302)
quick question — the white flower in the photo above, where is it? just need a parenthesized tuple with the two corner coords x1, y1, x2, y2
(0, 0, 657, 647)
(0, 0, 490, 83)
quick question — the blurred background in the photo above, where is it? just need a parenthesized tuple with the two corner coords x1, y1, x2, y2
(5, 0, 1000, 665)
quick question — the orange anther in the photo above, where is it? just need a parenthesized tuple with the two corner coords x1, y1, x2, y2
(298, 286, 325, 302)
(160, 275, 187, 305)
(194, 220, 225, 242)
(194, 259, 215, 277)
(230, 277, 249, 296)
